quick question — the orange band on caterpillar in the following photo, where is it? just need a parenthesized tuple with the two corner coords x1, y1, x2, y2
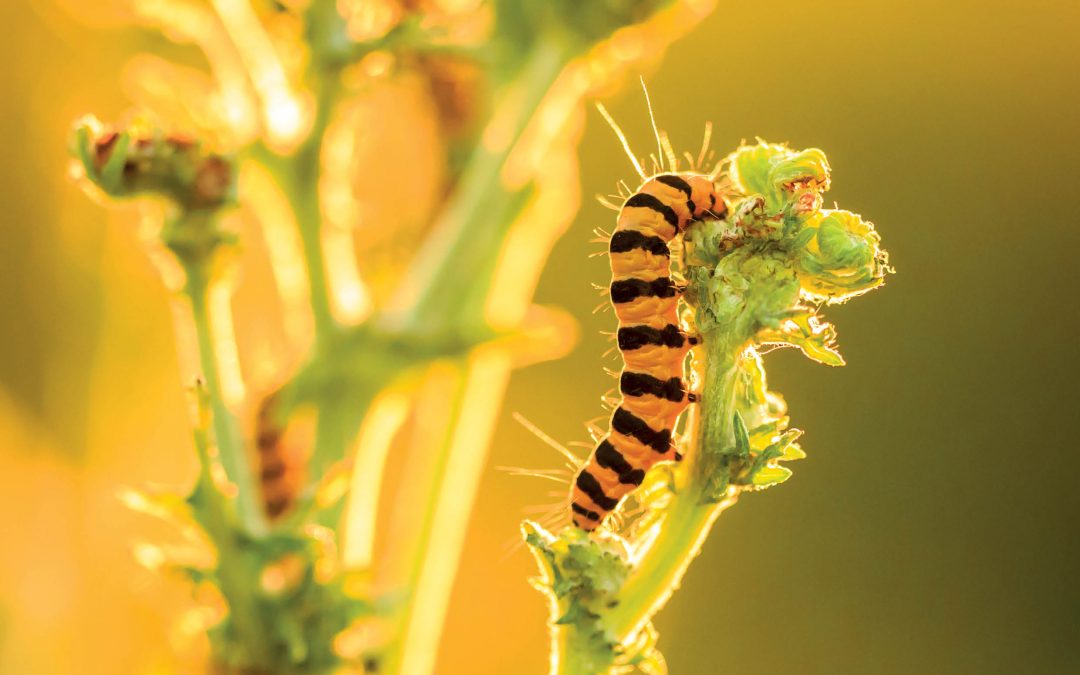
(571, 173, 726, 531)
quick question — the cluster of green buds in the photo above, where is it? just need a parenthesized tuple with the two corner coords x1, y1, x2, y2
(72, 117, 238, 270)
(687, 141, 890, 364)
(73, 117, 235, 210)
(526, 140, 891, 674)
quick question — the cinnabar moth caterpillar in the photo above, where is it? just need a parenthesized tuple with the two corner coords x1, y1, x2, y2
(571, 173, 725, 531)
(255, 392, 306, 519)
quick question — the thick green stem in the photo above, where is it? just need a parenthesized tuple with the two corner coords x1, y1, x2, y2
(186, 262, 267, 537)
(376, 362, 470, 675)
(258, 79, 339, 342)
(291, 174, 334, 338)
(189, 398, 273, 670)
(555, 625, 605, 675)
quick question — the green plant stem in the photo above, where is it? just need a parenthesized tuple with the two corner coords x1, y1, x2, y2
(185, 261, 268, 537)
(257, 80, 340, 342)
(290, 170, 334, 339)
(189, 397, 273, 670)
(555, 624, 606, 675)
(376, 361, 470, 675)
(386, 38, 572, 334)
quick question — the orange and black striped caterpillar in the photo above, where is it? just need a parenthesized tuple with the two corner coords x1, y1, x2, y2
(570, 173, 726, 531)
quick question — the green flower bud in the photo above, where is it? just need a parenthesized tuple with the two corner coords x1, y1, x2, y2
(795, 209, 890, 301)
(72, 117, 236, 212)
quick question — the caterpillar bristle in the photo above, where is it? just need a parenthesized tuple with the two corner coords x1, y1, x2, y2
(639, 77, 666, 173)
(496, 466, 572, 484)
(696, 121, 713, 170)
(567, 442, 596, 452)
(596, 101, 646, 181)
(581, 417, 606, 437)
(512, 412, 582, 468)
(596, 195, 621, 212)
(659, 132, 679, 173)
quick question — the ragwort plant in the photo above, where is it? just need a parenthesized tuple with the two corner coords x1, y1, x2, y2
(68, 1, 724, 673)
(525, 142, 890, 673)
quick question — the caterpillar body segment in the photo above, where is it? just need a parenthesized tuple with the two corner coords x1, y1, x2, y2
(571, 174, 726, 531)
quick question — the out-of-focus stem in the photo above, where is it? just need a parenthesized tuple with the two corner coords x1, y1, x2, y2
(373, 349, 513, 675)
(371, 39, 576, 674)
(385, 39, 572, 334)
(340, 390, 412, 569)
(290, 173, 335, 339)
(397, 347, 512, 675)
(554, 623, 603, 675)
(185, 259, 268, 537)
(189, 387, 272, 668)
(260, 112, 335, 340)
(375, 362, 469, 672)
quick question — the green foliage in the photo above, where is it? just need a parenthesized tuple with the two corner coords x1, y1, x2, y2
(70, 1, 704, 673)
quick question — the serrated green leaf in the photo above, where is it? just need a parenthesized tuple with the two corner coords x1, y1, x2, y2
(752, 465, 793, 487)
(780, 442, 807, 461)
(99, 131, 130, 189)
(555, 600, 594, 625)
(733, 411, 751, 457)
(796, 338, 846, 367)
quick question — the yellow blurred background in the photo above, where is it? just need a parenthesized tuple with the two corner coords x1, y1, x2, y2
(2, 1, 1079, 673)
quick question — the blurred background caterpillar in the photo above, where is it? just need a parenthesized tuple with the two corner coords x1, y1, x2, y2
(255, 391, 309, 519)
(571, 173, 725, 531)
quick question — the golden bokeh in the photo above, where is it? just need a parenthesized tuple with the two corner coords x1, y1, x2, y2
(2, 1, 1079, 673)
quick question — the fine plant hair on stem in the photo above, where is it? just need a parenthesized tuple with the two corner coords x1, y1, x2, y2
(526, 139, 891, 673)
(66, 1, 723, 673)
